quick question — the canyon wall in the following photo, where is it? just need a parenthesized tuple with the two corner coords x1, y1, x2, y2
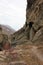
(11, 0, 43, 44)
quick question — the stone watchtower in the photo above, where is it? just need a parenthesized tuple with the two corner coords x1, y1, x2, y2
(25, 0, 43, 42)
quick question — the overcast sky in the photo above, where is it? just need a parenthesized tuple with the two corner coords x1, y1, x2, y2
(0, 0, 27, 30)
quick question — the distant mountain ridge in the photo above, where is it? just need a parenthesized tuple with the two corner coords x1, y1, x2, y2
(0, 24, 15, 35)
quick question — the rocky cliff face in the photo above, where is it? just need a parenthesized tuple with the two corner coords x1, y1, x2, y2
(26, 0, 43, 23)
(25, 0, 43, 43)
(11, 0, 43, 44)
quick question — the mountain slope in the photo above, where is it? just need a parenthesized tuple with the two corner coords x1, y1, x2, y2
(0, 24, 15, 35)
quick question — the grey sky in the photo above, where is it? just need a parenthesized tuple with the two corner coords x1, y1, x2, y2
(0, 0, 27, 30)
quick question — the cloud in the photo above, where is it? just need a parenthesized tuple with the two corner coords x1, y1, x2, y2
(0, 0, 26, 30)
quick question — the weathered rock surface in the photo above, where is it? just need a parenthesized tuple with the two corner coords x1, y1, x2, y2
(10, 0, 43, 44)
(8, 0, 43, 65)
(25, 0, 43, 42)
(0, 0, 43, 65)
(0, 45, 43, 65)
(0, 25, 15, 50)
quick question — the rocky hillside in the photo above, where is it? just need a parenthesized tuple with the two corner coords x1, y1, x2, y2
(0, 25, 15, 35)
(11, 0, 43, 44)
(0, 0, 43, 65)
(25, 0, 43, 43)
(9, 0, 43, 65)
(0, 25, 15, 44)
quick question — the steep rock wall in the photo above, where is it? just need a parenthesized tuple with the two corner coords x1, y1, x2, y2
(11, 0, 43, 44)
